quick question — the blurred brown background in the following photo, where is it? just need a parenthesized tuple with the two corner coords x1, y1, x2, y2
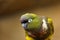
(0, 0, 60, 40)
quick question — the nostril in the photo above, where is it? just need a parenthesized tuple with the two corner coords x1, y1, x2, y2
(21, 20, 28, 23)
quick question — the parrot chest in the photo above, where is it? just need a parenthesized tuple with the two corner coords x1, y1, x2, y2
(27, 18, 51, 40)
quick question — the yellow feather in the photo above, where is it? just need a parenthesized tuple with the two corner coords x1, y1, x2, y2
(26, 35, 34, 40)
(48, 18, 52, 23)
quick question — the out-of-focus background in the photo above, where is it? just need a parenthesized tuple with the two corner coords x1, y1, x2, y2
(0, 0, 60, 40)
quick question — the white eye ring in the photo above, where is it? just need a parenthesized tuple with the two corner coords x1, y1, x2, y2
(28, 19, 32, 22)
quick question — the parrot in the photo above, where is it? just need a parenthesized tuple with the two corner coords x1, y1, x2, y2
(20, 13, 54, 40)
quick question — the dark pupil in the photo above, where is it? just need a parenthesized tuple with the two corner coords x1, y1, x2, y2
(21, 20, 28, 23)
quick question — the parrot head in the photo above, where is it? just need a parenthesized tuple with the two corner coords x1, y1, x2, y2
(20, 13, 42, 32)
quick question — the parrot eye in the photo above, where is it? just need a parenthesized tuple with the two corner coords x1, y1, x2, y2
(28, 19, 32, 22)
(21, 19, 28, 23)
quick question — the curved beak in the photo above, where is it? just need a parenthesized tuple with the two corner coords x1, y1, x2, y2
(22, 23, 27, 29)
